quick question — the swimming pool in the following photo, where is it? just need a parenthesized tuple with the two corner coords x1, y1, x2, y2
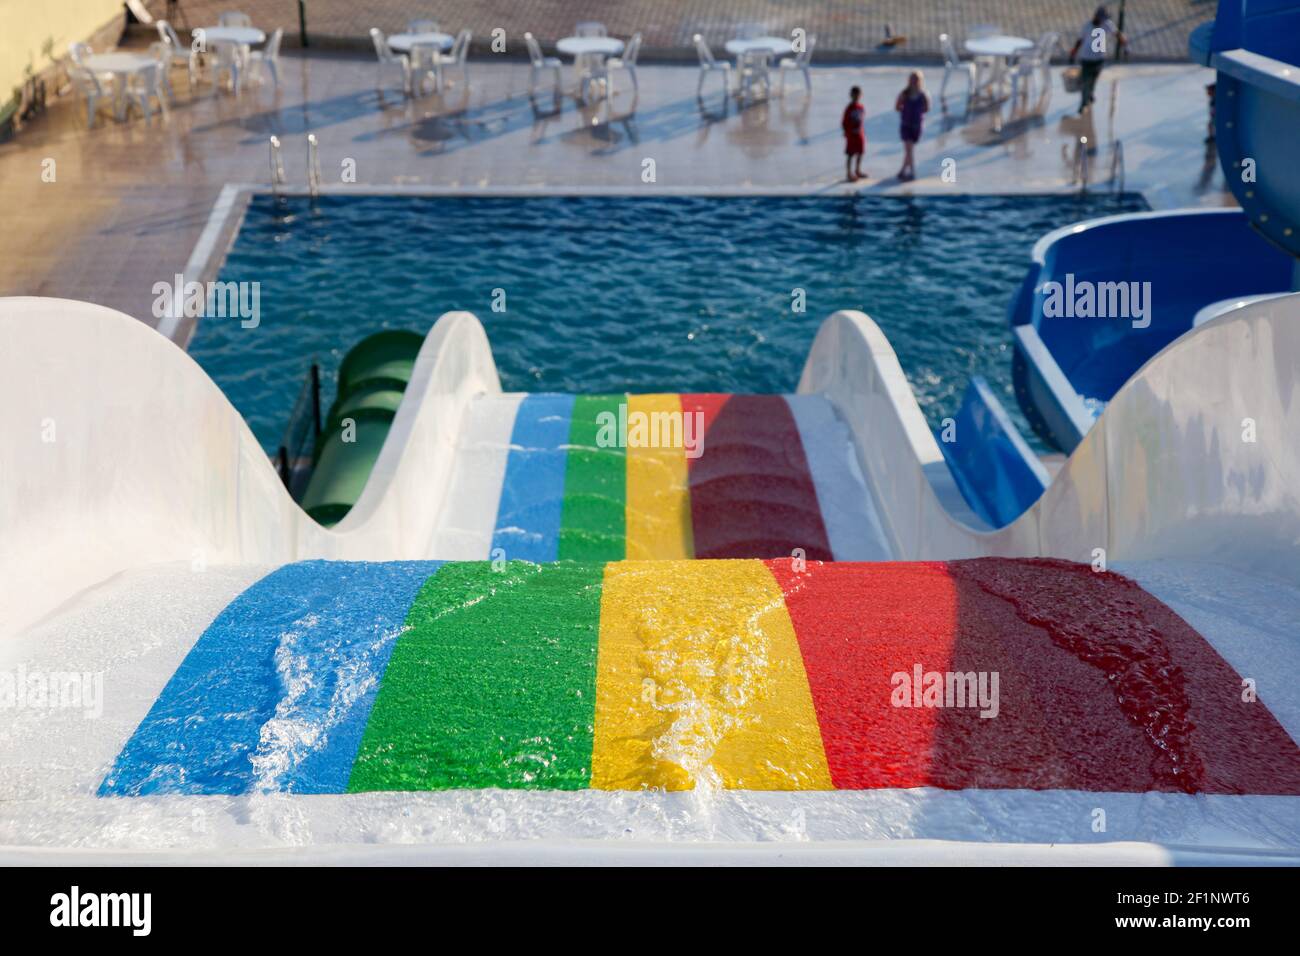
(190, 193, 1147, 452)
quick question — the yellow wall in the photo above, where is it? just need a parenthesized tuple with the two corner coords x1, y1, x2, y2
(0, 0, 125, 98)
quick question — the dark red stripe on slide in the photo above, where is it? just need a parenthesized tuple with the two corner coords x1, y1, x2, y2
(948, 558, 1300, 795)
(766, 559, 1300, 793)
(685, 394, 832, 560)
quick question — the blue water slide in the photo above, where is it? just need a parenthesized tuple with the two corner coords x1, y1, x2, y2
(1009, 209, 1294, 451)
(936, 376, 1050, 528)
(1191, 0, 1300, 260)
(1008, 0, 1300, 453)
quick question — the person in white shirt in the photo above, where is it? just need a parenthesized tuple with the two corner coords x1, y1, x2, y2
(1068, 6, 1126, 113)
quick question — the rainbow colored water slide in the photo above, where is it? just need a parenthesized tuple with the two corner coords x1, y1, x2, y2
(448, 392, 889, 563)
(100, 558, 1300, 798)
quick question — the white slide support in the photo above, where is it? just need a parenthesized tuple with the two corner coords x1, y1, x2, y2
(799, 300, 1300, 585)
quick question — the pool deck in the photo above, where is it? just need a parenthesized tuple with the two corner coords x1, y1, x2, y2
(1, 53, 1230, 333)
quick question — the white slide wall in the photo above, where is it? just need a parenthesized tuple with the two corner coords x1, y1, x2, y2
(799, 299, 1300, 581)
(2, 293, 1298, 639)
(0, 298, 499, 638)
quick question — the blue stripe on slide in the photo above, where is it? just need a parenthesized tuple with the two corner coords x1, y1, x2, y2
(490, 393, 576, 563)
(98, 560, 442, 796)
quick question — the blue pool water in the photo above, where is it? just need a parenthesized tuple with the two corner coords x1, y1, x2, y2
(190, 193, 1146, 452)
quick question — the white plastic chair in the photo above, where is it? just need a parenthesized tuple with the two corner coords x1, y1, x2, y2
(218, 12, 253, 28)
(248, 27, 283, 87)
(939, 33, 976, 113)
(210, 40, 246, 93)
(440, 29, 472, 89)
(605, 32, 640, 94)
(407, 19, 440, 33)
(967, 24, 1002, 93)
(69, 42, 115, 87)
(778, 34, 815, 94)
(125, 62, 168, 120)
(571, 23, 608, 92)
(146, 41, 174, 99)
(693, 34, 731, 97)
(737, 49, 771, 101)
(369, 28, 411, 95)
(409, 42, 442, 93)
(68, 66, 114, 128)
(156, 20, 199, 88)
(1011, 31, 1059, 103)
(524, 32, 561, 98)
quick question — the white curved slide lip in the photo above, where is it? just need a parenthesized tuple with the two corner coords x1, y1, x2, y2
(799, 296, 1300, 584)
(1025, 207, 1244, 265)
(0, 297, 500, 638)
(1193, 291, 1293, 327)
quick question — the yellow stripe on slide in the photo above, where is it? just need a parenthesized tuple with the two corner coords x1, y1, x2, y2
(623, 393, 694, 559)
(591, 560, 834, 791)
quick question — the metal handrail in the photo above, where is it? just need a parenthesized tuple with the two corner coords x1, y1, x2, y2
(1074, 135, 1090, 189)
(307, 133, 321, 196)
(268, 135, 286, 191)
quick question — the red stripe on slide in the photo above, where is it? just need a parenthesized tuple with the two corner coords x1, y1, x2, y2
(680, 393, 730, 459)
(767, 559, 1300, 793)
(768, 560, 960, 789)
(686, 394, 832, 560)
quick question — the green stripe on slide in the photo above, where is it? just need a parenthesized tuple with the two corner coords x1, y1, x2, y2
(347, 561, 603, 792)
(559, 394, 627, 561)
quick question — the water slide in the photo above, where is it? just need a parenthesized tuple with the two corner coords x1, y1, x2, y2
(300, 330, 424, 525)
(3, 292, 1299, 862)
(1011, 0, 1300, 454)
(1009, 209, 1295, 452)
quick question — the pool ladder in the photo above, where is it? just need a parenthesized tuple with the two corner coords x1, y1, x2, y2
(1072, 135, 1090, 188)
(268, 134, 323, 196)
(307, 134, 322, 196)
(1109, 140, 1125, 193)
(1071, 136, 1125, 193)
(268, 135, 286, 192)
(1071, 81, 1124, 193)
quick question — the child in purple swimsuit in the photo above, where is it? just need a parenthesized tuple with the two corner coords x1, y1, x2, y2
(895, 70, 930, 181)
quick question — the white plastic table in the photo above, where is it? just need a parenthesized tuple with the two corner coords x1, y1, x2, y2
(724, 38, 792, 98)
(555, 36, 624, 100)
(964, 34, 1032, 102)
(555, 36, 624, 58)
(964, 35, 1033, 57)
(81, 53, 158, 120)
(196, 26, 266, 46)
(386, 31, 454, 53)
(82, 52, 157, 74)
(724, 37, 794, 58)
(194, 26, 265, 93)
